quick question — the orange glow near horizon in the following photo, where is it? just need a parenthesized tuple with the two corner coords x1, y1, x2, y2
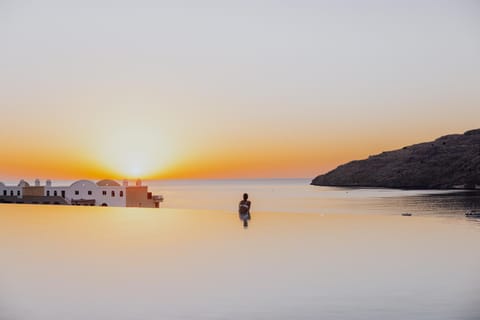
(88, 125, 176, 179)
(0, 125, 466, 181)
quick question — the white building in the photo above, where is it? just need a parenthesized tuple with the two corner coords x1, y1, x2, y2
(0, 179, 162, 208)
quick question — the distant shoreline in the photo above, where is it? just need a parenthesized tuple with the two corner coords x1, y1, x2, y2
(310, 183, 480, 191)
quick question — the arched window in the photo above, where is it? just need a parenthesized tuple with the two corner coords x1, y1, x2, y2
(10, 190, 14, 196)
(17, 190, 20, 196)
(47, 190, 50, 196)
(3, 190, 6, 196)
(111, 190, 115, 197)
(120, 191, 124, 197)
(54, 190, 58, 196)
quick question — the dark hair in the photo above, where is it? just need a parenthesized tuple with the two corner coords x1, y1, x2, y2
(243, 193, 248, 200)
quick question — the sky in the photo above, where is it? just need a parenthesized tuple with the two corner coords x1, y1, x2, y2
(1, 0, 479, 180)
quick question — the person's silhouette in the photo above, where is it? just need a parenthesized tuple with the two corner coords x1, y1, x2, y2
(238, 193, 251, 228)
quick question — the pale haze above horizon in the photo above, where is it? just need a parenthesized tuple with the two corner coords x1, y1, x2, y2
(1, 0, 479, 180)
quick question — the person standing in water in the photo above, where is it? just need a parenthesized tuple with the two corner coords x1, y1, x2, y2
(238, 193, 251, 228)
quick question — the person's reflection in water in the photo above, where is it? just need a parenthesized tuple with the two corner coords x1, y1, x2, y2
(239, 193, 251, 228)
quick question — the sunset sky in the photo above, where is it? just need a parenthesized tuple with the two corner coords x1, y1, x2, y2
(1, 0, 479, 180)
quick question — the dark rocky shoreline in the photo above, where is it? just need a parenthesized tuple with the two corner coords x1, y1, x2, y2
(311, 129, 480, 189)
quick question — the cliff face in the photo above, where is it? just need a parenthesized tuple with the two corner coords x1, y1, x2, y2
(311, 129, 480, 189)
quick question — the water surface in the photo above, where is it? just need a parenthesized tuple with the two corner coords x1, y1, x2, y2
(150, 178, 480, 217)
(0, 204, 479, 320)
(1, 179, 480, 319)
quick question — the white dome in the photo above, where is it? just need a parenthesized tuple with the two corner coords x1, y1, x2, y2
(18, 179, 30, 187)
(96, 179, 121, 187)
(69, 180, 97, 189)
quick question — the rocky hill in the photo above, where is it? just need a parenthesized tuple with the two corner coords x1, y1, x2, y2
(311, 129, 480, 189)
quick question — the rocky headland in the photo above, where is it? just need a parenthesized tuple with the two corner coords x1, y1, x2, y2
(311, 129, 480, 189)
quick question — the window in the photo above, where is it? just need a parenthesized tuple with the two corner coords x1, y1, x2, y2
(54, 190, 58, 196)
(120, 191, 124, 197)
(75, 190, 79, 195)
(111, 190, 115, 197)
(102, 190, 107, 196)
(47, 190, 50, 196)
(10, 190, 13, 196)
(17, 190, 21, 196)
(88, 190, 92, 195)
(61, 190, 65, 198)
(3, 190, 6, 196)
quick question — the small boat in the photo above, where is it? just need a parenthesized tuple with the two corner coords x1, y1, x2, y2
(465, 211, 480, 218)
(401, 213, 412, 217)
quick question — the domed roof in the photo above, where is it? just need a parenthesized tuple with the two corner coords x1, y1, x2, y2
(18, 179, 30, 187)
(96, 179, 121, 187)
(69, 180, 97, 188)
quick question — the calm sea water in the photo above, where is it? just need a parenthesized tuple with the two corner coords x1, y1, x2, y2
(1, 179, 479, 319)
(148, 178, 480, 217)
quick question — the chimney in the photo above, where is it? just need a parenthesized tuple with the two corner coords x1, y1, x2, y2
(46, 180, 52, 187)
(136, 179, 142, 186)
(35, 179, 40, 187)
(123, 179, 129, 187)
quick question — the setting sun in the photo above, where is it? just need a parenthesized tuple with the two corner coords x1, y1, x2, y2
(89, 124, 175, 179)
